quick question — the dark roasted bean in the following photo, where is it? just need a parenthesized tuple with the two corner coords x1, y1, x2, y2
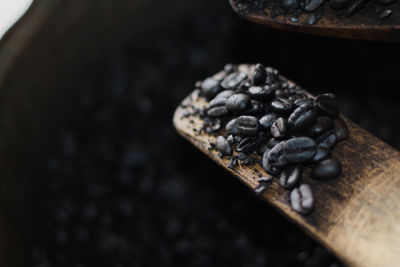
(226, 135, 234, 145)
(265, 141, 288, 167)
(201, 78, 221, 99)
(314, 94, 339, 117)
(244, 100, 265, 115)
(271, 117, 287, 139)
(305, 0, 325, 11)
(263, 161, 282, 176)
(333, 117, 349, 141)
(283, 137, 316, 164)
(310, 147, 330, 163)
(330, 0, 351, 9)
(305, 12, 322, 25)
(308, 116, 333, 137)
(311, 158, 342, 180)
(237, 116, 259, 136)
(226, 94, 251, 113)
(236, 133, 266, 153)
(267, 137, 280, 148)
(254, 177, 273, 195)
(214, 90, 235, 100)
(294, 98, 312, 107)
(271, 98, 293, 114)
(316, 130, 337, 149)
(288, 103, 316, 131)
(290, 184, 314, 215)
(215, 136, 232, 156)
(207, 98, 228, 117)
(282, 0, 299, 10)
(225, 118, 239, 135)
(346, 0, 365, 16)
(221, 72, 247, 89)
(252, 64, 267, 86)
(275, 89, 289, 99)
(259, 113, 278, 130)
(238, 153, 255, 165)
(280, 165, 302, 189)
(248, 86, 274, 101)
(228, 157, 238, 169)
(381, 9, 392, 19)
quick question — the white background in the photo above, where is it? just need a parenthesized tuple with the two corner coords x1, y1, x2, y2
(0, 0, 33, 39)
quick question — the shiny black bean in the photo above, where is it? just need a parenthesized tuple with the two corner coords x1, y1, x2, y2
(264, 141, 288, 167)
(252, 63, 267, 86)
(226, 94, 251, 113)
(314, 94, 339, 117)
(310, 147, 330, 163)
(311, 158, 342, 180)
(254, 177, 273, 195)
(225, 118, 239, 135)
(305, 0, 325, 11)
(288, 103, 316, 131)
(259, 113, 278, 130)
(244, 100, 265, 115)
(308, 116, 333, 137)
(201, 78, 222, 99)
(248, 86, 274, 101)
(333, 117, 349, 141)
(290, 184, 314, 215)
(214, 90, 235, 100)
(271, 98, 293, 114)
(271, 117, 287, 139)
(221, 72, 247, 89)
(236, 133, 265, 153)
(215, 136, 232, 156)
(316, 129, 337, 149)
(237, 115, 260, 136)
(280, 165, 302, 189)
(226, 135, 234, 145)
(275, 89, 289, 99)
(283, 137, 316, 164)
(207, 98, 228, 117)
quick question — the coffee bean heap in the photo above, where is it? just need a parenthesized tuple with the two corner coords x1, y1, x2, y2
(197, 63, 349, 215)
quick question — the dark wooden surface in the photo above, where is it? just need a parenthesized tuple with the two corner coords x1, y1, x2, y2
(173, 65, 400, 267)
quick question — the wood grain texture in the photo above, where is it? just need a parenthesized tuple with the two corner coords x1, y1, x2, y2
(229, 0, 400, 43)
(173, 66, 400, 267)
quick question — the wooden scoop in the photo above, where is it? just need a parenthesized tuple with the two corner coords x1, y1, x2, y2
(229, 0, 400, 43)
(173, 65, 400, 267)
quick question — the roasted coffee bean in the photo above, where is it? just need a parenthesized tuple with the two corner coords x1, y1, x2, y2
(308, 116, 333, 137)
(237, 116, 260, 136)
(263, 161, 282, 176)
(267, 137, 280, 148)
(280, 165, 302, 189)
(311, 158, 342, 180)
(226, 135, 234, 145)
(248, 86, 274, 101)
(226, 93, 251, 113)
(283, 137, 316, 164)
(225, 118, 239, 135)
(271, 98, 293, 114)
(275, 89, 289, 99)
(282, 0, 299, 10)
(228, 157, 238, 169)
(259, 113, 278, 130)
(310, 147, 330, 163)
(346, 0, 365, 16)
(215, 136, 232, 156)
(381, 9, 392, 19)
(236, 133, 266, 153)
(244, 100, 265, 115)
(330, 0, 351, 9)
(290, 184, 314, 215)
(305, 12, 322, 25)
(305, 0, 325, 11)
(214, 89, 235, 100)
(294, 98, 312, 108)
(201, 78, 222, 99)
(271, 117, 287, 139)
(264, 141, 288, 167)
(288, 103, 316, 131)
(314, 94, 339, 117)
(316, 130, 337, 149)
(207, 98, 228, 117)
(254, 177, 273, 195)
(221, 72, 247, 89)
(238, 153, 255, 165)
(333, 117, 349, 141)
(252, 64, 267, 85)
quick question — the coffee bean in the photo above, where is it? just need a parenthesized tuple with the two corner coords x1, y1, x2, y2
(207, 98, 228, 117)
(294, 98, 312, 108)
(305, 0, 325, 11)
(381, 9, 392, 19)
(237, 115, 260, 136)
(311, 158, 342, 180)
(221, 72, 247, 89)
(226, 135, 234, 145)
(259, 113, 278, 130)
(228, 157, 238, 169)
(305, 12, 322, 25)
(290, 184, 314, 215)
(283, 137, 316, 164)
(275, 89, 289, 99)
(244, 100, 265, 115)
(314, 94, 339, 117)
(288, 103, 316, 131)
(263, 160, 282, 176)
(225, 118, 239, 135)
(252, 63, 267, 85)
(226, 94, 251, 113)
(236, 133, 266, 153)
(271, 98, 293, 114)
(333, 117, 349, 141)
(214, 90, 235, 100)
(310, 147, 330, 163)
(254, 176, 273, 195)
(346, 0, 365, 16)
(271, 117, 287, 139)
(215, 136, 232, 156)
(282, 0, 299, 10)
(248, 86, 274, 101)
(280, 165, 302, 189)
(308, 116, 333, 137)
(316, 130, 337, 149)
(201, 78, 222, 99)
(267, 137, 280, 148)
(265, 141, 288, 167)
(238, 153, 255, 165)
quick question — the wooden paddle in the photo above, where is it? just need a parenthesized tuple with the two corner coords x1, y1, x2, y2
(229, 0, 400, 43)
(173, 65, 400, 267)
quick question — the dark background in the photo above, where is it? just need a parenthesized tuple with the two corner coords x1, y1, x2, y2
(1, 0, 399, 266)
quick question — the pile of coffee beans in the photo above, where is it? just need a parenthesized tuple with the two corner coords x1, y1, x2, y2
(197, 63, 349, 215)
(233, 0, 397, 24)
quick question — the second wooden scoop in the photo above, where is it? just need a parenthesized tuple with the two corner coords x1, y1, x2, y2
(173, 65, 400, 267)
